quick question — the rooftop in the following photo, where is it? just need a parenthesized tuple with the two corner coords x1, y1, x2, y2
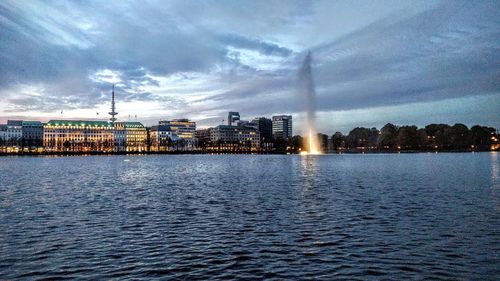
(46, 120, 113, 127)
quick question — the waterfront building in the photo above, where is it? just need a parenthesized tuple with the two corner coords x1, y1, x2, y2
(208, 125, 260, 151)
(158, 119, 197, 150)
(0, 125, 7, 150)
(195, 129, 211, 142)
(159, 119, 196, 139)
(22, 121, 44, 148)
(44, 120, 114, 152)
(0, 125, 6, 140)
(7, 120, 23, 141)
(0, 120, 23, 149)
(272, 115, 293, 139)
(228, 112, 240, 126)
(114, 122, 147, 152)
(150, 125, 178, 152)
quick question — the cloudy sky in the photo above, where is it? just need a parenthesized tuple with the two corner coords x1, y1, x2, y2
(0, 0, 499, 134)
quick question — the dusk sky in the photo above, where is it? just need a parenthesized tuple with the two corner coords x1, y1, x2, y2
(1, 0, 499, 134)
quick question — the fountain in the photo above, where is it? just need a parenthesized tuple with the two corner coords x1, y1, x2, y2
(299, 51, 321, 155)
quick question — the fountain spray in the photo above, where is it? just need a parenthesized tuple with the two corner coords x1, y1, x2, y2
(299, 51, 321, 155)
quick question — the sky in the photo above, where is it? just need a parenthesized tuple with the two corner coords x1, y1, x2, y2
(0, 0, 499, 134)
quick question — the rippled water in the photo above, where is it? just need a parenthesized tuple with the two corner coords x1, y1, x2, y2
(0, 153, 499, 280)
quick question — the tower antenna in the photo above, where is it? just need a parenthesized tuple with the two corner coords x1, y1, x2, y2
(109, 84, 118, 124)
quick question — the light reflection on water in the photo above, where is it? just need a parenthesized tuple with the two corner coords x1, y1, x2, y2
(0, 153, 499, 280)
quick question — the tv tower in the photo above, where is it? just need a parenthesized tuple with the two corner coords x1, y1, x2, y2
(109, 84, 118, 124)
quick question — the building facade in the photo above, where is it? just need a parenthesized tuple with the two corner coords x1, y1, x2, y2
(150, 125, 178, 152)
(272, 115, 293, 139)
(252, 117, 273, 143)
(44, 120, 114, 152)
(208, 125, 260, 151)
(22, 121, 44, 148)
(114, 122, 147, 152)
(158, 119, 197, 150)
(159, 119, 196, 139)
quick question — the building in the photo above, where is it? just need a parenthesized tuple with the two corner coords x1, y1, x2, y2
(272, 115, 293, 139)
(0, 120, 23, 149)
(252, 117, 273, 143)
(150, 125, 177, 152)
(158, 119, 197, 150)
(195, 129, 211, 143)
(44, 120, 114, 152)
(22, 121, 44, 147)
(114, 122, 147, 152)
(159, 119, 196, 139)
(6, 120, 23, 141)
(208, 125, 260, 151)
(0, 125, 7, 149)
(228, 112, 240, 126)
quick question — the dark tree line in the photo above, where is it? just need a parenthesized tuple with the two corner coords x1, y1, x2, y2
(329, 123, 498, 151)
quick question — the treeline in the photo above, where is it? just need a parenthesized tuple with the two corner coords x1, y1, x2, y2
(329, 123, 498, 151)
(274, 123, 498, 153)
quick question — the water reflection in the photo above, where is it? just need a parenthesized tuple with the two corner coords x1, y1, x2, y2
(491, 152, 499, 187)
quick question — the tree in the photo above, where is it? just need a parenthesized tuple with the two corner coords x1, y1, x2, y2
(378, 123, 398, 148)
(396, 126, 419, 149)
(425, 124, 450, 148)
(331, 132, 345, 150)
(448, 123, 471, 149)
(471, 125, 495, 147)
(347, 127, 378, 148)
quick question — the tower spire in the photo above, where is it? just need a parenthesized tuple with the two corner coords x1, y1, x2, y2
(109, 84, 118, 124)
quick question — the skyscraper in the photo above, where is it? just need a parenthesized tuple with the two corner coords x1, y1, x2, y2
(252, 117, 272, 142)
(272, 115, 293, 139)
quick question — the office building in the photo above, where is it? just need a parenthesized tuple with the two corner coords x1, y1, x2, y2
(252, 117, 273, 142)
(159, 119, 196, 140)
(150, 125, 177, 152)
(272, 115, 293, 139)
(209, 125, 260, 151)
(114, 122, 147, 152)
(22, 121, 44, 147)
(158, 119, 197, 150)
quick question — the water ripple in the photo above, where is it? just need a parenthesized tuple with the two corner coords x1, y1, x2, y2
(0, 154, 499, 280)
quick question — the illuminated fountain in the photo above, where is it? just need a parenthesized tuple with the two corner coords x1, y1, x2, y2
(299, 51, 321, 155)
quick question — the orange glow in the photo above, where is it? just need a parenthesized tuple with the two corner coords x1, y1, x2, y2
(307, 128, 321, 155)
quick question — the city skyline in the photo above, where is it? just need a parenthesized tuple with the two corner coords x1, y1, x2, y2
(1, 0, 499, 134)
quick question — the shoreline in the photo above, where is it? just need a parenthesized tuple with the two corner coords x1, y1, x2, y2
(0, 149, 496, 157)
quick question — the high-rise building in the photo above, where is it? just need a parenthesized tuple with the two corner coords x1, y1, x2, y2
(228, 112, 240, 126)
(252, 117, 272, 142)
(272, 115, 293, 139)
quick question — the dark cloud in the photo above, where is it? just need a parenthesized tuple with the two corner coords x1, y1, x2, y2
(0, 0, 498, 130)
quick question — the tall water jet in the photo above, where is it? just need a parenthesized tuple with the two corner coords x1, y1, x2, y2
(299, 51, 321, 155)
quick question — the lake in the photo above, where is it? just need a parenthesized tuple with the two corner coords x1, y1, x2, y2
(0, 153, 499, 280)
